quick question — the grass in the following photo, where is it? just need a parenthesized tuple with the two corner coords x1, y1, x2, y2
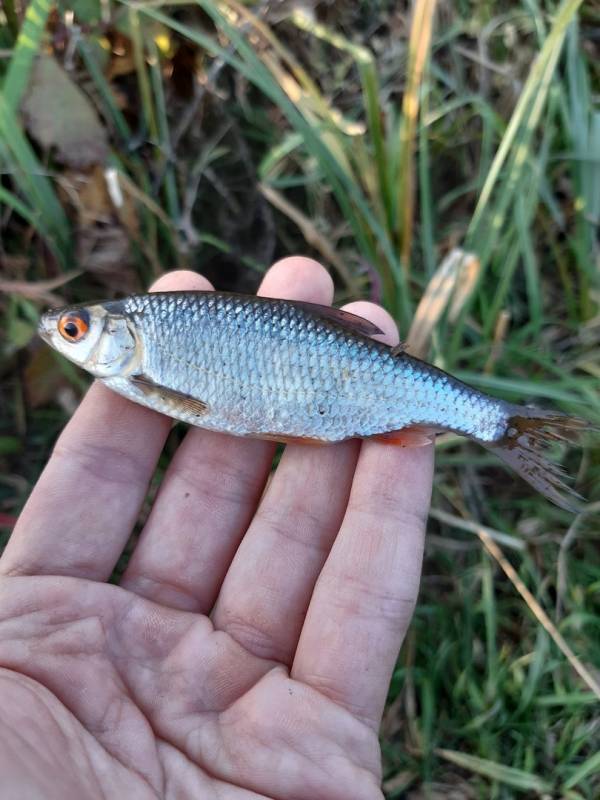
(1, 0, 599, 796)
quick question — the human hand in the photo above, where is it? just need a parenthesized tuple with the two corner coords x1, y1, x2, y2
(0, 258, 433, 800)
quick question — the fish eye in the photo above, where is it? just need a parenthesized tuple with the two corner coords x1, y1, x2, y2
(58, 310, 90, 342)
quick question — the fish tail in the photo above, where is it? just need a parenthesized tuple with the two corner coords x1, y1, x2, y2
(482, 406, 594, 512)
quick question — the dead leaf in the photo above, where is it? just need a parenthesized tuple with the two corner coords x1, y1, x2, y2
(21, 55, 109, 168)
(76, 224, 139, 292)
(57, 167, 140, 292)
(484, 309, 511, 374)
(259, 181, 356, 288)
(60, 166, 138, 233)
(70, 0, 102, 24)
(407, 249, 480, 358)
(64, 166, 114, 223)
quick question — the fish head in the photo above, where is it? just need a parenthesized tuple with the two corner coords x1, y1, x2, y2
(39, 302, 141, 377)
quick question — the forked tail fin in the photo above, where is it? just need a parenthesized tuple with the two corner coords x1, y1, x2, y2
(483, 407, 594, 512)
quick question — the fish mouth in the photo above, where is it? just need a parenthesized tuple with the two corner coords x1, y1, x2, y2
(38, 311, 59, 344)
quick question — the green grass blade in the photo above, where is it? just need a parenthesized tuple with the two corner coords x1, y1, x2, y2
(536, 692, 599, 707)
(0, 185, 42, 229)
(148, 40, 180, 223)
(2, 0, 52, 111)
(448, 0, 584, 360)
(469, 0, 582, 234)
(436, 749, 553, 793)
(481, 553, 498, 694)
(516, 629, 549, 713)
(455, 371, 589, 407)
(78, 38, 132, 142)
(0, 93, 71, 263)
(129, 7, 158, 140)
(258, 132, 304, 179)
(563, 21, 599, 320)
(0, 0, 69, 261)
(290, 9, 392, 228)
(516, 193, 542, 334)
(563, 750, 600, 790)
(0, 185, 59, 261)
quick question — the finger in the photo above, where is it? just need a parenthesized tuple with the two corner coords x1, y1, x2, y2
(0, 271, 210, 581)
(292, 303, 434, 729)
(211, 301, 394, 665)
(212, 440, 359, 662)
(120, 257, 334, 611)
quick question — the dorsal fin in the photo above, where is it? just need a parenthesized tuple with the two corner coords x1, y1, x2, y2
(291, 300, 384, 337)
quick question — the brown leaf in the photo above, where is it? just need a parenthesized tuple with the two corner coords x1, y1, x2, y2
(21, 55, 109, 168)
(407, 249, 480, 358)
(58, 167, 140, 293)
(61, 166, 138, 233)
(76, 224, 138, 292)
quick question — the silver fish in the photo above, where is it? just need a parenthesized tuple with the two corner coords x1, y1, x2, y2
(39, 291, 591, 510)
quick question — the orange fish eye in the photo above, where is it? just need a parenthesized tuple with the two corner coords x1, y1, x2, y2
(58, 310, 90, 342)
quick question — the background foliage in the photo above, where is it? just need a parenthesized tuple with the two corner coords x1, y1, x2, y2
(1, 1, 599, 796)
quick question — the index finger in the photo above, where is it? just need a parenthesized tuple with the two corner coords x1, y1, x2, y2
(0, 270, 210, 580)
(292, 302, 434, 729)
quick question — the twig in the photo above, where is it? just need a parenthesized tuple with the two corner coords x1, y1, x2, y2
(171, 57, 228, 151)
(429, 507, 525, 551)
(476, 525, 600, 701)
(0, 270, 82, 305)
(259, 182, 356, 289)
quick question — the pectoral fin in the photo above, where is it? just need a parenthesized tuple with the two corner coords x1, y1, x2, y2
(131, 374, 209, 418)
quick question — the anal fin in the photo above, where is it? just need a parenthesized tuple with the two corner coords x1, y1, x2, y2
(372, 425, 437, 447)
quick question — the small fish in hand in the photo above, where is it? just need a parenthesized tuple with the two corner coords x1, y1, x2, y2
(39, 291, 592, 511)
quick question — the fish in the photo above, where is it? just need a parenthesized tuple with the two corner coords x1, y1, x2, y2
(38, 290, 592, 511)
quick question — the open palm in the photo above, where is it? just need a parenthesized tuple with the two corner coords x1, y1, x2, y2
(0, 258, 433, 800)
